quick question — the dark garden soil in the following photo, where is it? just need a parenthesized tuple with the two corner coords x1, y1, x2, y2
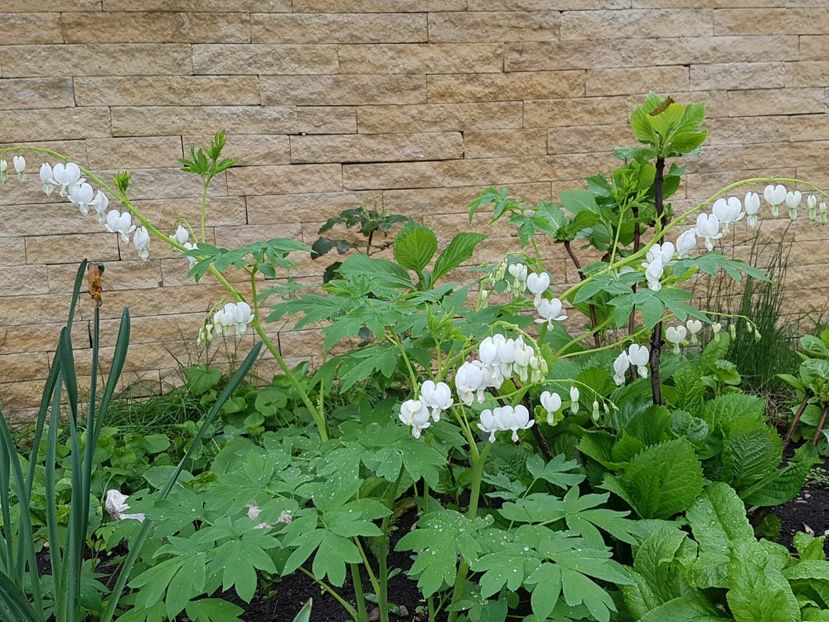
(773, 452, 829, 556)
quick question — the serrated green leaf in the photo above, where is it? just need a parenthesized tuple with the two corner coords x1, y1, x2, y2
(432, 232, 487, 282)
(394, 221, 437, 273)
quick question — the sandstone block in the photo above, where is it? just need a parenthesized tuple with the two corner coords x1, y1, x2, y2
(0, 264, 49, 295)
(464, 129, 548, 159)
(75, 75, 261, 106)
(358, 102, 522, 133)
(338, 44, 503, 74)
(561, 9, 712, 40)
(715, 8, 829, 35)
(262, 74, 425, 106)
(0, 238, 26, 265)
(290, 132, 464, 163)
(246, 190, 381, 224)
(132, 196, 247, 232)
(726, 88, 826, 116)
(183, 134, 290, 166)
(800, 35, 829, 60)
(0, 380, 47, 411)
(427, 71, 584, 103)
(0, 12, 62, 44)
(293, 0, 465, 11)
(48, 260, 163, 293)
(547, 124, 630, 155)
(296, 107, 357, 134)
(786, 61, 829, 88)
(227, 164, 342, 195)
(62, 11, 250, 43)
(0, 78, 73, 110)
(0, 107, 110, 142)
(25, 232, 120, 265)
(428, 11, 559, 43)
(252, 12, 427, 43)
(0, 293, 74, 325)
(103, 0, 291, 10)
(691, 62, 785, 90)
(192, 44, 338, 75)
(382, 183, 550, 217)
(85, 136, 184, 170)
(705, 116, 791, 145)
(213, 223, 304, 248)
(5, 1, 99, 10)
(0, 44, 192, 77)
(586, 65, 689, 96)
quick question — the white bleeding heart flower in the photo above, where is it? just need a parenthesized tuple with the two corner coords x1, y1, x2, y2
(686, 319, 703, 344)
(695, 213, 721, 251)
(539, 391, 562, 424)
(786, 190, 801, 221)
(744, 192, 761, 228)
(499, 404, 534, 443)
(508, 262, 528, 290)
(665, 325, 688, 353)
(612, 351, 630, 386)
(0, 160, 7, 183)
(12, 156, 26, 182)
(133, 226, 150, 261)
(712, 197, 743, 234)
(213, 301, 253, 337)
(172, 224, 190, 245)
(626, 343, 649, 378)
(104, 209, 136, 243)
(478, 409, 500, 443)
(569, 386, 580, 414)
(526, 271, 550, 304)
(592, 400, 601, 423)
(479, 336, 499, 366)
(820, 201, 828, 225)
(104, 489, 145, 523)
(512, 337, 535, 383)
(763, 184, 786, 218)
(399, 399, 431, 439)
(52, 162, 84, 197)
(91, 191, 109, 223)
(40, 163, 55, 196)
(675, 228, 696, 258)
(646, 242, 675, 266)
(535, 297, 567, 328)
(644, 256, 664, 292)
(807, 194, 818, 221)
(455, 360, 487, 406)
(420, 380, 453, 421)
(69, 182, 95, 215)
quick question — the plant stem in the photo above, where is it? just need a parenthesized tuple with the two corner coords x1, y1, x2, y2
(350, 564, 369, 622)
(811, 405, 829, 445)
(199, 180, 209, 243)
(649, 157, 666, 405)
(783, 393, 811, 452)
(564, 240, 601, 348)
(628, 204, 641, 339)
(297, 567, 359, 620)
(446, 442, 492, 622)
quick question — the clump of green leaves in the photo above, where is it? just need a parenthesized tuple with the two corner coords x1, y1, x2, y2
(179, 130, 235, 184)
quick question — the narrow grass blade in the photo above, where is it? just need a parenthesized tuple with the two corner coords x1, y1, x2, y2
(65, 260, 88, 334)
(0, 571, 41, 622)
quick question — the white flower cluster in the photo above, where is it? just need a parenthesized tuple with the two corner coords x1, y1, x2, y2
(641, 242, 675, 292)
(212, 301, 253, 337)
(171, 225, 198, 267)
(612, 343, 650, 385)
(508, 264, 568, 328)
(398, 380, 454, 438)
(478, 404, 534, 443)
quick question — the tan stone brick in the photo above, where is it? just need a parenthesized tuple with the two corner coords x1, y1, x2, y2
(277, 329, 324, 356)
(504, 36, 796, 72)
(800, 35, 829, 60)
(358, 102, 522, 133)
(786, 114, 829, 141)
(0, 107, 110, 142)
(383, 183, 550, 217)
(786, 61, 829, 88)
(246, 191, 381, 224)
(0, 264, 49, 295)
(427, 71, 584, 103)
(0, 292, 75, 325)
(132, 196, 247, 234)
(192, 44, 338, 75)
(213, 223, 304, 247)
(726, 88, 826, 116)
(25, 232, 120, 265)
(470, 0, 651, 8)
(111, 106, 351, 137)
(100, 167, 227, 201)
(94, 312, 203, 347)
(293, 0, 465, 10)
(338, 44, 503, 75)
(683, 167, 796, 198)
(705, 116, 792, 145)
(252, 12, 427, 43)
(0, 44, 192, 77)
(296, 107, 357, 134)
(227, 164, 342, 196)
(47, 260, 162, 294)
(61, 11, 250, 43)
(182, 134, 290, 166)
(261, 74, 425, 106)
(5, 1, 100, 10)
(586, 65, 689, 96)
(464, 129, 548, 159)
(691, 62, 786, 90)
(547, 124, 631, 155)
(0, 238, 27, 265)
(99, 283, 227, 320)
(795, 165, 829, 190)
(85, 136, 184, 170)
(429, 11, 559, 43)
(715, 8, 829, 35)
(0, 140, 87, 172)
(103, 0, 291, 10)
(0, 380, 48, 411)
(561, 9, 712, 40)
(290, 132, 463, 164)
(0, 12, 62, 44)
(0, 78, 73, 110)
(685, 143, 827, 174)
(74, 76, 261, 106)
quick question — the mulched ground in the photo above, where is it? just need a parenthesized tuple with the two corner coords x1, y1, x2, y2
(773, 453, 829, 556)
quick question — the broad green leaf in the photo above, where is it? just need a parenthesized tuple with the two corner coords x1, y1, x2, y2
(686, 483, 753, 555)
(185, 599, 244, 622)
(432, 232, 487, 282)
(394, 221, 437, 273)
(727, 539, 799, 622)
(639, 596, 731, 622)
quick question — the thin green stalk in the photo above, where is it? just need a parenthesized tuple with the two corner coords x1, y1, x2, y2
(199, 180, 209, 243)
(350, 564, 369, 622)
(354, 538, 383, 604)
(297, 567, 358, 620)
(388, 333, 419, 393)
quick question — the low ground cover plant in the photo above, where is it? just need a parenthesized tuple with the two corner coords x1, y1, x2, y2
(1, 95, 828, 621)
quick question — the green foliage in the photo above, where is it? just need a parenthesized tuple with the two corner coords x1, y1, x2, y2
(184, 237, 310, 282)
(179, 131, 235, 183)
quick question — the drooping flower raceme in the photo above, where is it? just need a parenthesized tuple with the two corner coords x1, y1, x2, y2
(104, 209, 135, 243)
(133, 226, 150, 261)
(104, 489, 145, 522)
(786, 190, 801, 221)
(744, 192, 761, 228)
(535, 297, 567, 327)
(478, 405, 534, 443)
(712, 197, 742, 234)
(665, 325, 687, 353)
(764, 184, 786, 218)
(213, 301, 254, 337)
(399, 399, 431, 439)
(626, 344, 649, 378)
(612, 351, 630, 386)
(695, 213, 721, 251)
(419, 380, 453, 421)
(12, 156, 26, 182)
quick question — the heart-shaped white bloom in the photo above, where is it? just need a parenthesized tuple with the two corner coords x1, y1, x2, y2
(686, 319, 703, 335)
(499, 404, 534, 442)
(52, 162, 83, 197)
(213, 301, 253, 336)
(675, 228, 696, 258)
(569, 386, 580, 414)
(807, 194, 818, 221)
(479, 336, 499, 366)
(39, 163, 55, 196)
(612, 351, 630, 386)
(540, 390, 561, 415)
(644, 257, 664, 292)
(526, 271, 550, 304)
(695, 213, 721, 251)
(133, 226, 150, 261)
(744, 192, 761, 228)
(665, 325, 687, 344)
(105, 489, 145, 522)
(508, 262, 528, 285)
(512, 337, 535, 383)
(535, 297, 567, 327)
(69, 182, 95, 215)
(478, 409, 500, 443)
(399, 399, 431, 439)
(712, 197, 743, 234)
(420, 380, 453, 421)
(785, 190, 802, 209)
(455, 361, 487, 406)
(626, 343, 649, 377)
(12, 156, 26, 182)
(172, 224, 190, 246)
(231, 301, 253, 334)
(105, 209, 136, 243)
(646, 242, 675, 266)
(764, 184, 786, 217)
(91, 191, 109, 223)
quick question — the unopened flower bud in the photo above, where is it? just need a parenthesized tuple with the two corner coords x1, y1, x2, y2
(591, 400, 600, 423)
(754, 329, 762, 342)
(0, 160, 7, 184)
(729, 323, 737, 339)
(820, 201, 827, 225)
(712, 322, 722, 341)
(807, 195, 818, 221)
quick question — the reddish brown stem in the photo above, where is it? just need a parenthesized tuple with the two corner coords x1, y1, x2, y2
(782, 394, 811, 452)
(811, 405, 829, 445)
(564, 240, 601, 348)
(649, 157, 666, 405)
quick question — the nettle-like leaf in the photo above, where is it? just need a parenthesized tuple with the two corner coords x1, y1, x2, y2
(431, 232, 487, 282)
(685, 482, 753, 556)
(673, 252, 769, 283)
(185, 238, 310, 282)
(727, 539, 800, 622)
(740, 443, 818, 507)
(397, 510, 493, 597)
(394, 221, 438, 274)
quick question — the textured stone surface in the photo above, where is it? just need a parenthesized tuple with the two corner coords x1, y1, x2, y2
(0, 3, 827, 419)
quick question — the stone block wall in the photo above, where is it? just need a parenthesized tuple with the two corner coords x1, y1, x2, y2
(1, 1, 828, 418)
